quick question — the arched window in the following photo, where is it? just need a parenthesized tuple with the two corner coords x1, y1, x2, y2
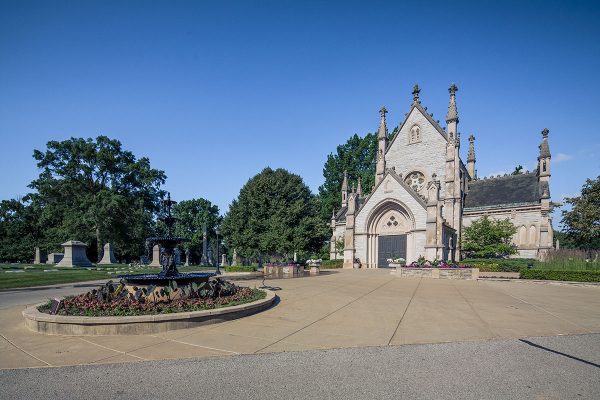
(529, 226, 537, 245)
(405, 171, 426, 192)
(409, 124, 421, 144)
(519, 226, 527, 245)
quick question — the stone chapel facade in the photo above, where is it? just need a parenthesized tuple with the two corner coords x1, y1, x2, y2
(330, 84, 553, 268)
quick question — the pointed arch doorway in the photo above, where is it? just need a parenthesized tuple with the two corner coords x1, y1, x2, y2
(366, 201, 415, 268)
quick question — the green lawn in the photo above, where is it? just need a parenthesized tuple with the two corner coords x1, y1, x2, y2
(0, 264, 215, 290)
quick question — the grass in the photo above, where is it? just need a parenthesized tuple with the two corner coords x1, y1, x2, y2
(0, 264, 216, 290)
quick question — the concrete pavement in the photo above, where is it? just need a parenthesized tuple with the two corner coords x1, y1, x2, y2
(1, 269, 599, 369)
(1, 334, 599, 399)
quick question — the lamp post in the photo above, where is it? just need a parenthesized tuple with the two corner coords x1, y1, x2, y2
(215, 227, 222, 275)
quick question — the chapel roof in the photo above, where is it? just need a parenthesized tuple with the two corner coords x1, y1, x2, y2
(464, 172, 540, 209)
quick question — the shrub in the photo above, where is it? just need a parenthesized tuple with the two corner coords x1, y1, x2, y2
(519, 269, 600, 282)
(462, 258, 533, 272)
(321, 259, 343, 269)
(224, 265, 257, 273)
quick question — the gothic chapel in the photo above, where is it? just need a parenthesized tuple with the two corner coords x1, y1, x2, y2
(330, 84, 553, 268)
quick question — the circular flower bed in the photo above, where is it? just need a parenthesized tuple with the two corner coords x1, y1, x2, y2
(38, 278, 266, 317)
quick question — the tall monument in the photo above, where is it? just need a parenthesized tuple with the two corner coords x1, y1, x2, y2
(201, 221, 209, 265)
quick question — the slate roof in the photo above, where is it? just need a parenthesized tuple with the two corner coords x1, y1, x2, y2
(465, 173, 540, 209)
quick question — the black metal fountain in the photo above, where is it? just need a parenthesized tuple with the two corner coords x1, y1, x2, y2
(120, 193, 215, 286)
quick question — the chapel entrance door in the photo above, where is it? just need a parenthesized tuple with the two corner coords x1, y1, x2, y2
(378, 234, 407, 267)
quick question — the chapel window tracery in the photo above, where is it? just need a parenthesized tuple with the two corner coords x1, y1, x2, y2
(405, 171, 426, 192)
(409, 124, 421, 144)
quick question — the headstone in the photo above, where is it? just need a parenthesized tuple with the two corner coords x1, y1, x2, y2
(34, 247, 47, 264)
(98, 243, 117, 265)
(184, 249, 190, 267)
(56, 240, 93, 267)
(221, 254, 227, 267)
(149, 245, 161, 267)
(46, 253, 64, 264)
(175, 248, 182, 266)
(201, 222, 208, 265)
(231, 249, 238, 266)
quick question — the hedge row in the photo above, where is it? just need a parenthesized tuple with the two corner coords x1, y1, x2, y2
(462, 258, 534, 272)
(519, 269, 600, 282)
(224, 266, 257, 273)
(321, 259, 343, 269)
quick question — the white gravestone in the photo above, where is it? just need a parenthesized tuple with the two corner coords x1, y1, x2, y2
(149, 245, 161, 267)
(98, 243, 117, 265)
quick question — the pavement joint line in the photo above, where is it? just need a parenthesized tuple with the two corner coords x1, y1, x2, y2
(163, 337, 240, 355)
(0, 332, 52, 367)
(253, 277, 397, 354)
(484, 282, 594, 333)
(76, 337, 148, 361)
(387, 278, 422, 346)
(450, 281, 500, 339)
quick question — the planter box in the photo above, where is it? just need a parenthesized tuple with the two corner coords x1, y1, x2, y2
(263, 264, 304, 277)
(395, 267, 479, 280)
(309, 266, 320, 275)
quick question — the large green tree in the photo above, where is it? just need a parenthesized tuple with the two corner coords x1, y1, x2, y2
(318, 132, 378, 220)
(221, 167, 327, 261)
(0, 196, 42, 262)
(561, 176, 600, 249)
(462, 216, 517, 258)
(172, 198, 222, 264)
(27, 136, 166, 261)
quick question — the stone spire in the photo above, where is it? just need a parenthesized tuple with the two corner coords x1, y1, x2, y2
(375, 106, 388, 186)
(446, 83, 459, 124)
(538, 128, 551, 180)
(412, 84, 421, 104)
(467, 134, 476, 178)
(356, 177, 363, 197)
(378, 106, 388, 139)
(341, 170, 348, 208)
(539, 128, 551, 158)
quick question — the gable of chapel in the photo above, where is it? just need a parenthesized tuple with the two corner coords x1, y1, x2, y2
(385, 103, 450, 199)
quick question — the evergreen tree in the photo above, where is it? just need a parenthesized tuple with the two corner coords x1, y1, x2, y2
(221, 167, 327, 261)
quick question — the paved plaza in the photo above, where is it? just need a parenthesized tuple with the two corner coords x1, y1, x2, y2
(1, 269, 599, 369)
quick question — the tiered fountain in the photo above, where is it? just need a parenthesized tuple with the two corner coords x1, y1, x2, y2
(121, 193, 214, 286)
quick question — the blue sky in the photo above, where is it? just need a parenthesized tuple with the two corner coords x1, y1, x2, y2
(1, 0, 599, 225)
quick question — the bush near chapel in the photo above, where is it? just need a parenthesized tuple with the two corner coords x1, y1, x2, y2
(462, 216, 517, 258)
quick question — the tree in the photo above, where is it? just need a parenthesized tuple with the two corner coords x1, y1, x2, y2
(561, 176, 600, 249)
(27, 136, 166, 261)
(221, 167, 327, 261)
(172, 198, 222, 264)
(462, 216, 517, 258)
(318, 132, 378, 220)
(512, 165, 523, 175)
(0, 196, 42, 262)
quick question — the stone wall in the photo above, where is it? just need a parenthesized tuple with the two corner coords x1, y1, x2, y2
(395, 267, 479, 280)
(463, 204, 544, 259)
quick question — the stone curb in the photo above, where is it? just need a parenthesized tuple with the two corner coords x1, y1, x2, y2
(477, 278, 600, 287)
(22, 290, 277, 336)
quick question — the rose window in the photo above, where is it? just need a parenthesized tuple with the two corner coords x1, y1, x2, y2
(405, 172, 426, 192)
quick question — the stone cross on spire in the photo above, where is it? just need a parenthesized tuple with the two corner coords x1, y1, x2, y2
(412, 84, 421, 103)
(467, 134, 476, 162)
(378, 106, 388, 139)
(446, 83, 459, 123)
